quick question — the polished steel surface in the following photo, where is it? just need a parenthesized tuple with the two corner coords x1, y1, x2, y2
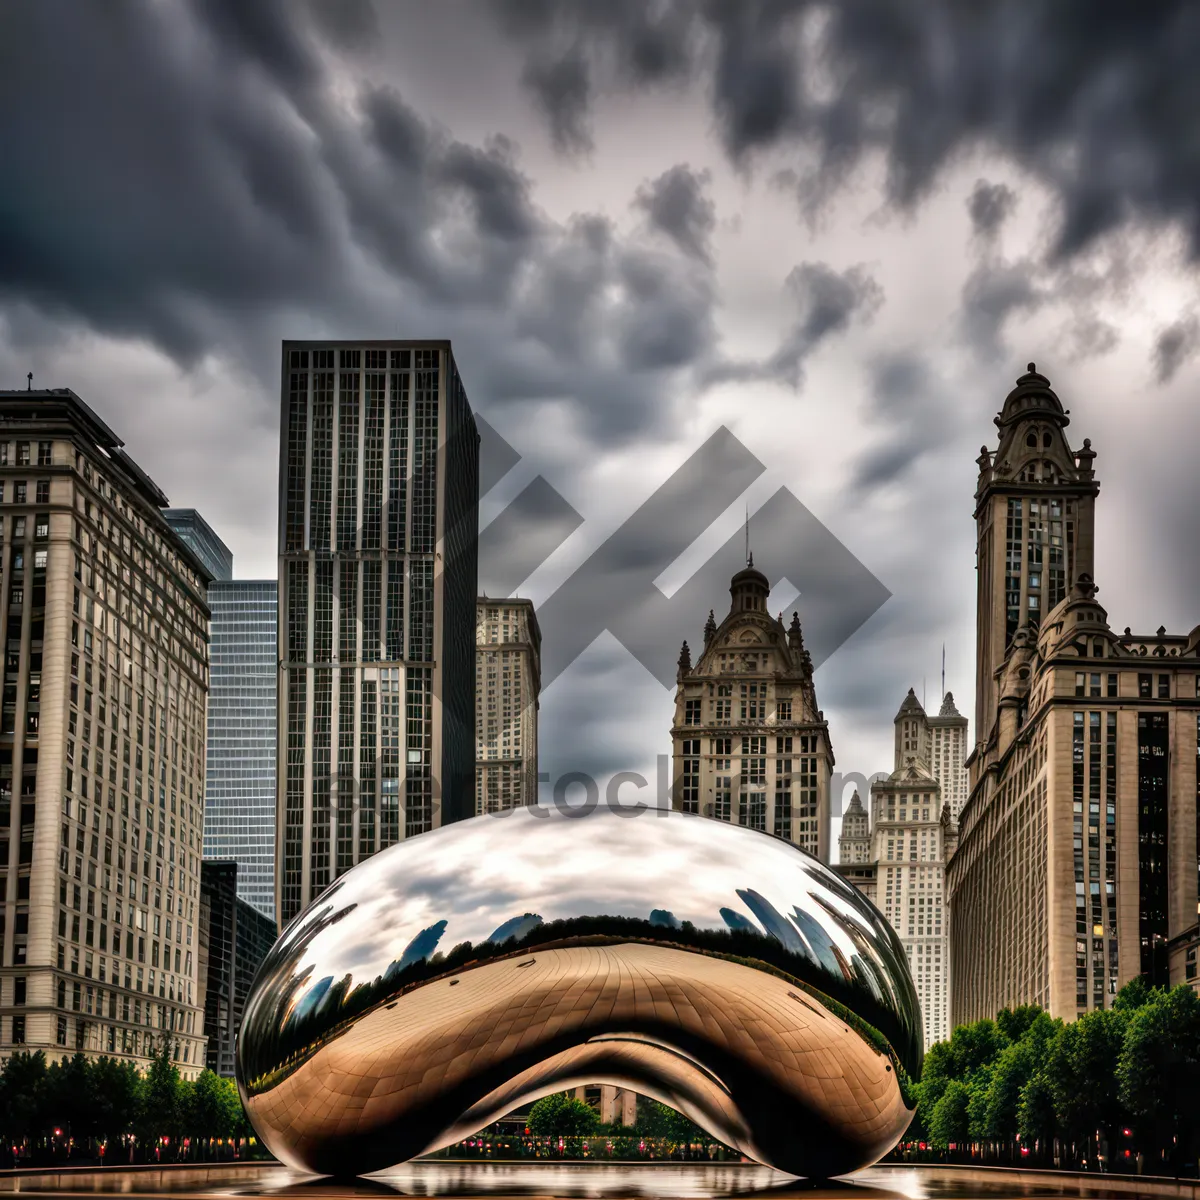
(237, 806, 921, 1180)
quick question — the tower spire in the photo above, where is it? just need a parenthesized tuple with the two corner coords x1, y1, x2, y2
(745, 504, 751, 568)
(941, 643, 945, 700)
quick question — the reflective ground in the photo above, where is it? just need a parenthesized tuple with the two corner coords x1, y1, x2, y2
(0, 1163, 1188, 1200)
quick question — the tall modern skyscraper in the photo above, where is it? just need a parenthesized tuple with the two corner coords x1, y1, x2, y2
(165, 513, 277, 921)
(277, 342, 479, 926)
(475, 598, 540, 813)
(928, 692, 969, 820)
(162, 509, 233, 583)
(670, 560, 835, 862)
(0, 389, 209, 1073)
(948, 364, 1200, 1024)
(197, 861, 276, 1078)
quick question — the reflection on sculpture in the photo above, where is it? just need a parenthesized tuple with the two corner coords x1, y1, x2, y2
(237, 806, 921, 1180)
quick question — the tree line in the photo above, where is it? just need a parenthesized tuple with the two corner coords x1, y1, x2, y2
(0, 1046, 258, 1167)
(906, 979, 1200, 1175)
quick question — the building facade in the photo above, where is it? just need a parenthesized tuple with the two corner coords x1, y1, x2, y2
(475, 599, 540, 814)
(277, 342, 479, 926)
(0, 389, 209, 1074)
(837, 689, 958, 1049)
(670, 560, 834, 862)
(197, 861, 277, 1078)
(163, 509, 233, 583)
(203, 580, 277, 920)
(929, 692, 969, 819)
(948, 364, 1200, 1025)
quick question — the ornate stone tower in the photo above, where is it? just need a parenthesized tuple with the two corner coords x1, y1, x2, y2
(972, 364, 1099, 754)
(670, 558, 835, 861)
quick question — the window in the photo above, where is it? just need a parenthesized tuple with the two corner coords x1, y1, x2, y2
(1107, 673, 1118, 698)
(14, 482, 26, 504)
(34, 550, 47, 569)
(38, 441, 52, 466)
(16, 442, 30, 466)
(777, 700, 792, 722)
(684, 699, 702, 726)
(1138, 674, 1152, 698)
(1158, 674, 1170, 699)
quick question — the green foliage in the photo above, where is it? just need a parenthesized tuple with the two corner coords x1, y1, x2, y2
(912, 980, 1200, 1171)
(527, 1093, 600, 1138)
(635, 1100, 704, 1144)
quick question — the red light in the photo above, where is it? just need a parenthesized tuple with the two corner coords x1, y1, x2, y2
(1021, 1147, 1029, 1156)
(919, 1143, 926, 1151)
(1125, 1150, 1131, 1158)
(1124, 1129, 1132, 1137)
(54, 1129, 61, 1137)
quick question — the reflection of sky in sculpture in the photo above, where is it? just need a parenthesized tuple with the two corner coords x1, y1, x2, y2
(252, 805, 919, 1075)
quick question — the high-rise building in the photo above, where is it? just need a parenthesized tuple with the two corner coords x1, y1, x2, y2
(164, 513, 278, 921)
(670, 559, 834, 862)
(948, 364, 1200, 1024)
(203, 580, 277, 920)
(197, 861, 276, 1078)
(277, 342, 479, 926)
(836, 690, 958, 1049)
(0, 388, 209, 1074)
(928, 692, 969, 820)
(163, 509, 233, 583)
(475, 598, 540, 814)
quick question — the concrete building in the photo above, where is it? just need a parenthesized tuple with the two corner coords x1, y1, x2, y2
(670, 558, 834, 862)
(197, 861, 276, 1078)
(948, 364, 1200, 1025)
(475, 599, 540, 814)
(929, 692, 969, 820)
(837, 690, 958, 1049)
(276, 342, 479, 926)
(0, 389, 209, 1074)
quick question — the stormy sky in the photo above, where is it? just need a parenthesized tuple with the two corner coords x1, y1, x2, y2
(4, 0, 1200, 846)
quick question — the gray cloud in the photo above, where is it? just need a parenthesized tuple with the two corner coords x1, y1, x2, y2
(1154, 314, 1200, 383)
(960, 260, 1046, 363)
(968, 180, 1017, 240)
(706, 261, 883, 389)
(633, 165, 717, 265)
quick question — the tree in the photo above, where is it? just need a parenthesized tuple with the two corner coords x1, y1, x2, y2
(996, 1005, 1045, 1044)
(527, 1093, 599, 1138)
(89, 1058, 141, 1152)
(928, 1079, 971, 1147)
(45, 1053, 100, 1149)
(136, 1044, 185, 1154)
(0, 1051, 48, 1148)
(1016, 1072, 1057, 1158)
(189, 1070, 236, 1149)
(637, 1101, 704, 1144)
(1117, 985, 1200, 1172)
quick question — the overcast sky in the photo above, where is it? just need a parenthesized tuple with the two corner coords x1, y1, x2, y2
(4, 1, 1199, 846)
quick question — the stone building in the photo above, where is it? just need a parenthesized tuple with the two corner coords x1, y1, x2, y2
(475, 598, 540, 814)
(837, 689, 958, 1049)
(0, 389, 209, 1074)
(948, 364, 1200, 1025)
(276, 342, 479, 926)
(670, 559, 834, 862)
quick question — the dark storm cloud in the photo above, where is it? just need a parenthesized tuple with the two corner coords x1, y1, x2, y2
(523, 48, 594, 156)
(1154, 315, 1200, 384)
(959, 260, 1046, 363)
(633, 165, 717, 265)
(497, 1, 1200, 381)
(705, 262, 883, 389)
(968, 180, 1017, 240)
(0, 0, 742, 452)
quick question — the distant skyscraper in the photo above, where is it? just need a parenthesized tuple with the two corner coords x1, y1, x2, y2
(475, 599, 540, 813)
(927, 692, 968, 820)
(276, 342, 479, 925)
(205, 579, 277, 920)
(836, 689, 958, 1050)
(670, 559, 834, 862)
(0, 388, 209, 1074)
(198, 861, 276, 1078)
(950, 365, 1200, 1024)
(164, 509, 234, 582)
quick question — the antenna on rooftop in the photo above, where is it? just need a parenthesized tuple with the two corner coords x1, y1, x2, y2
(745, 504, 750, 568)
(27, 372, 32, 391)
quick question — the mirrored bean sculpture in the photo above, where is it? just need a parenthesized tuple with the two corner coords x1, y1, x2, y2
(237, 805, 921, 1179)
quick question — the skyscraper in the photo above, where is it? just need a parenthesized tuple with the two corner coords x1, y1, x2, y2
(670, 559, 834, 861)
(204, 579, 277, 920)
(948, 364, 1200, 1023)
(162, 509, 233, 583)
(165, 512, 277, 921)
(475, 598, 540, 813)
(277, 342, 479, 926)
(0, 389, 209, 1073)
(928, 692, 969, 820)
(836, 689, 958, 1049)
(197, 861, 276, 1078)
